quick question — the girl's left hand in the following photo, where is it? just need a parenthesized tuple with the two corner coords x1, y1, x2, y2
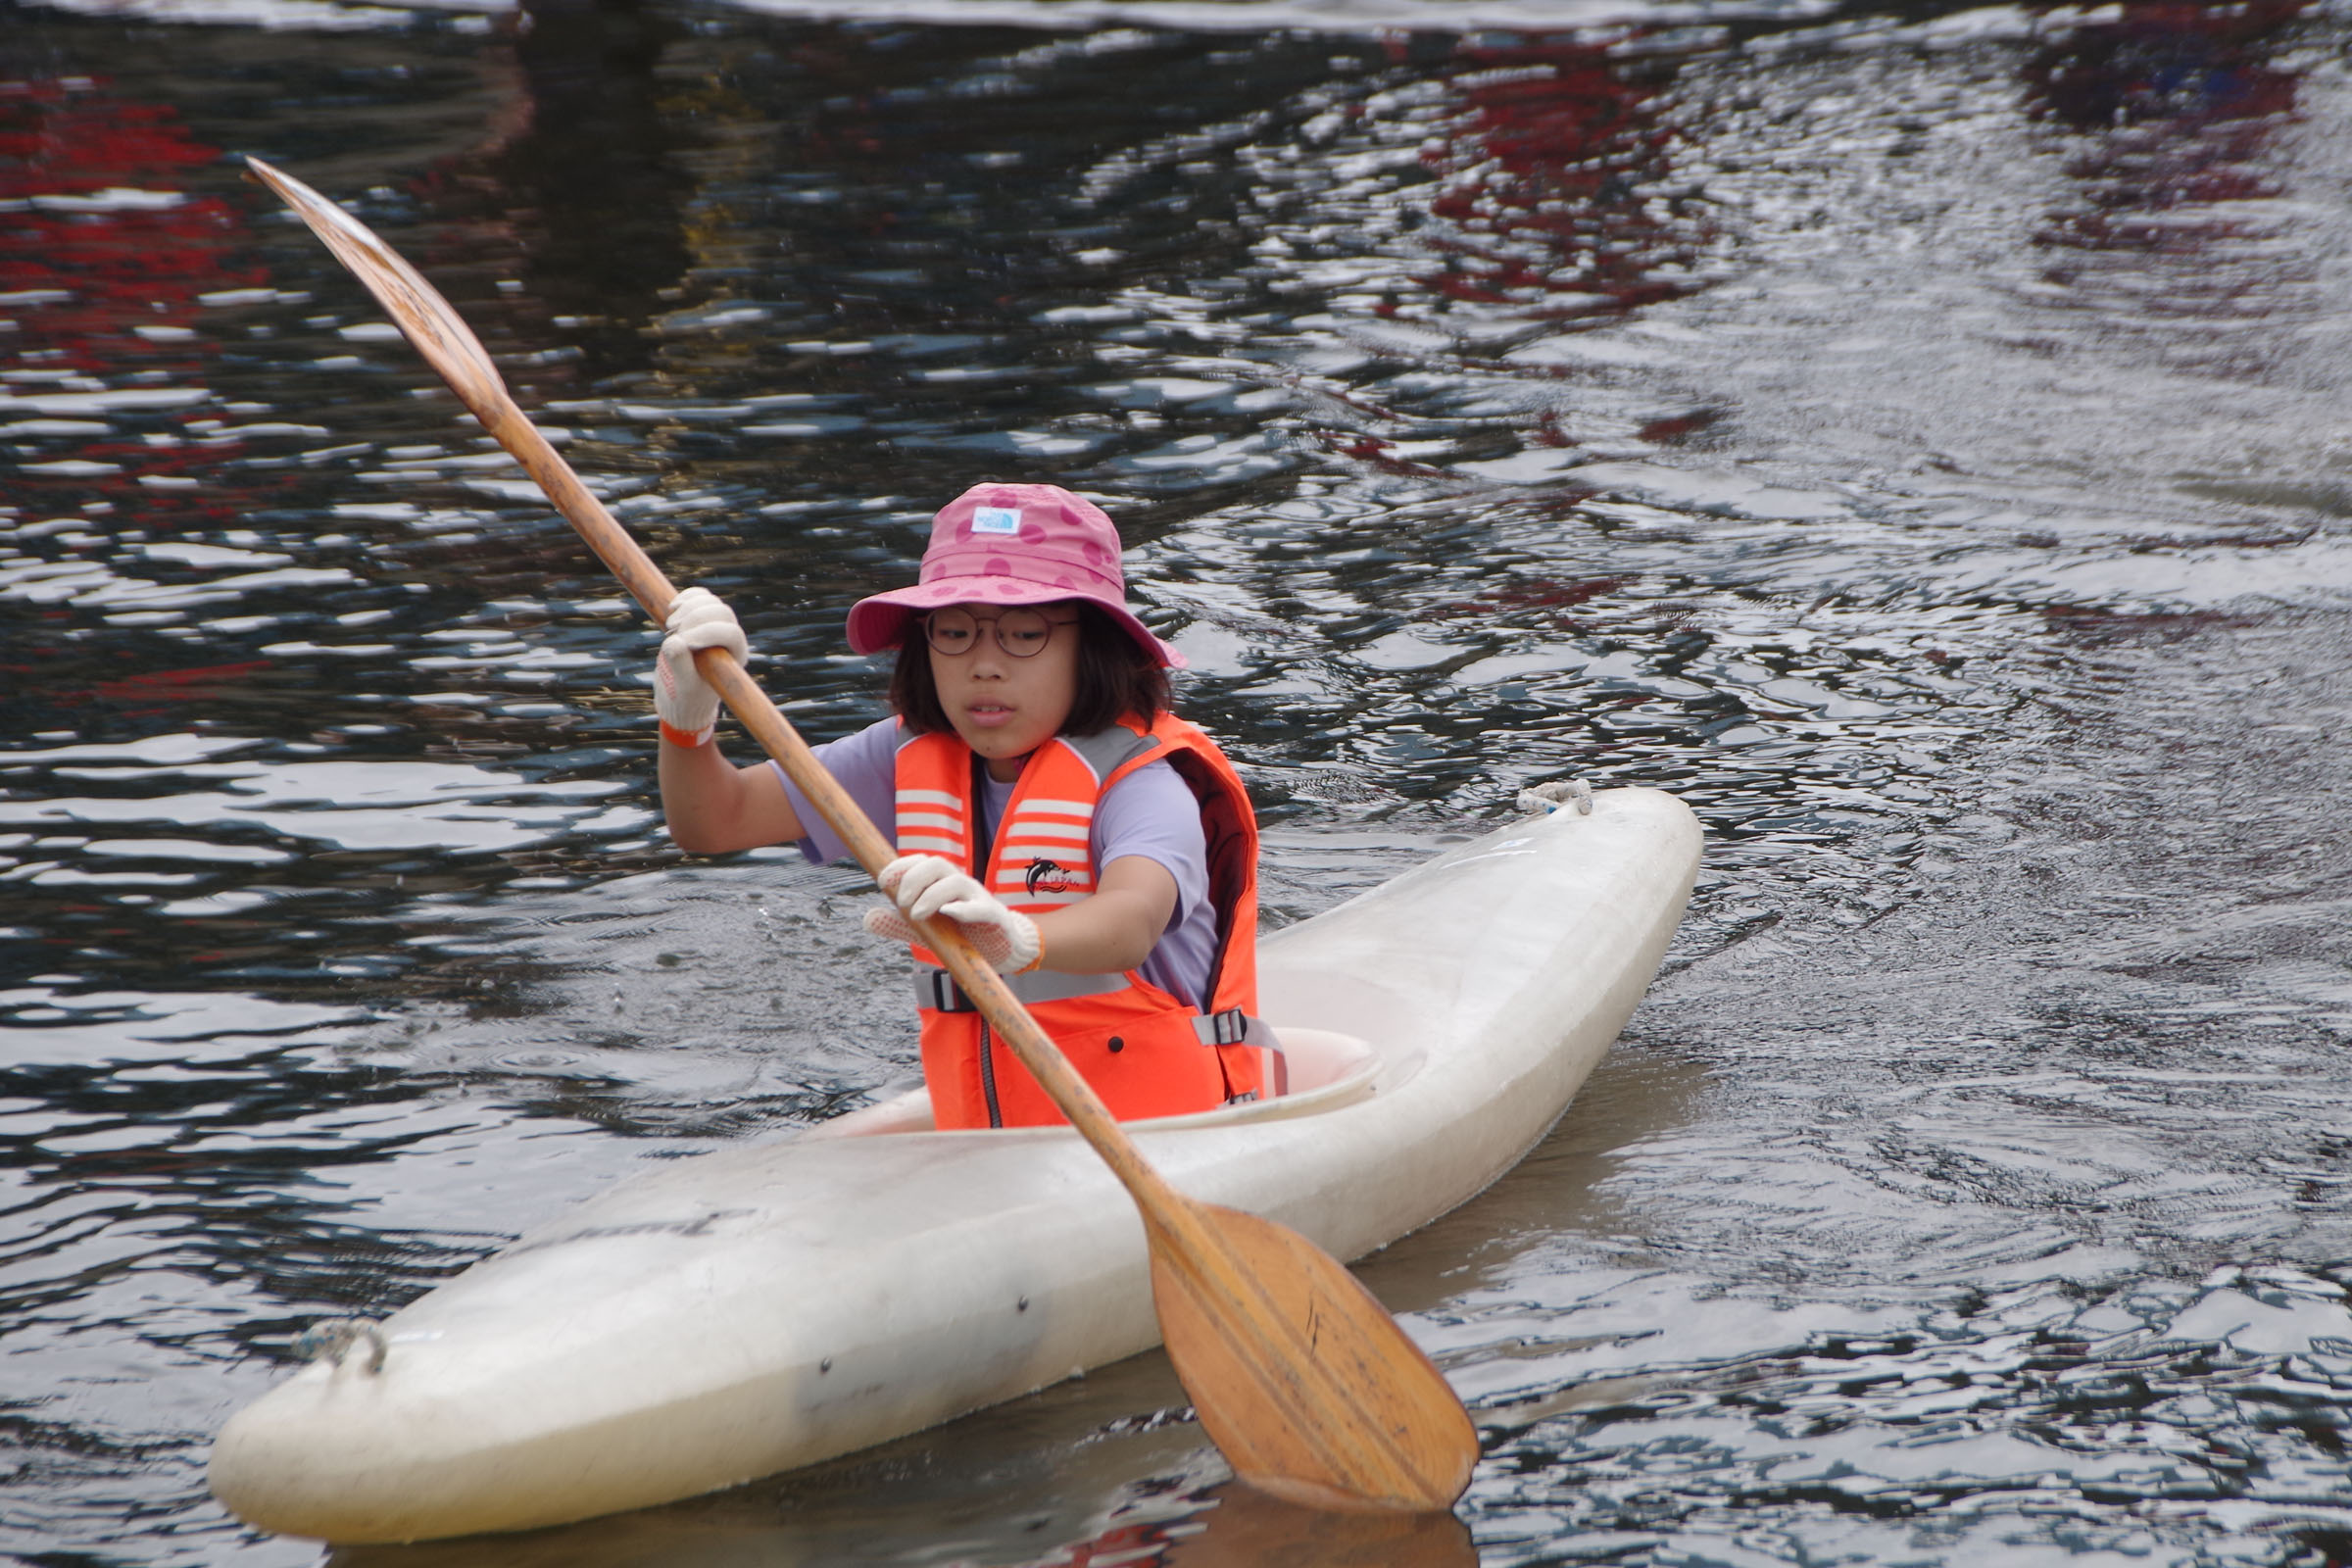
(863, 854, 1043, 973)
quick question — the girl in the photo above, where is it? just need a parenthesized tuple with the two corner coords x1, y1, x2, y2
(653, 482, 1268, 1130)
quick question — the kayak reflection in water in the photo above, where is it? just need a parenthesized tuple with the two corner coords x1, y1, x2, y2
(655, 482, 1274, 1130)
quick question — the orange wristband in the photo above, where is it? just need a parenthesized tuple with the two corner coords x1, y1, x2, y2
(659, 719, 715, 749)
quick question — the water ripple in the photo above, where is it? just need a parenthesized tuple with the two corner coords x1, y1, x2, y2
(5, 8, 2351, 1565)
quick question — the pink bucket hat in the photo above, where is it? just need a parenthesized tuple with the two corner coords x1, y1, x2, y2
(846, 482, 1186, 669)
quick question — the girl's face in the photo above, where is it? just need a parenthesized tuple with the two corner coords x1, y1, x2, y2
(925, 602, 1082, 780)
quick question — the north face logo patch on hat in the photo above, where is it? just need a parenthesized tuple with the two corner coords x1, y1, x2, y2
(971, 506, 1021, 535)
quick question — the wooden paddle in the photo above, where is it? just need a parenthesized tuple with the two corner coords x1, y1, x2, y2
(245, 157, 1478, 1512)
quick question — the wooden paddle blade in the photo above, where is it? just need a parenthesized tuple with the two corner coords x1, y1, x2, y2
(1150, 1202, 1478, 1512)
(244, 158, 509, 423)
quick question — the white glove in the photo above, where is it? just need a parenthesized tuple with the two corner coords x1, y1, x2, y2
(654, 586, 748, 737)
(862, 853, 1043, 974)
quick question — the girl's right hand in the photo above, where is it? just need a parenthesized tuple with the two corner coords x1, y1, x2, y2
(655, 586, 749, 738)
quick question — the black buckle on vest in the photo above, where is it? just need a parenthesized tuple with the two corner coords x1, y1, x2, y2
(921, 969, 977, 1013)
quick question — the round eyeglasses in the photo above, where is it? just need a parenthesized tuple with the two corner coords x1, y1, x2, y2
(921, 606, 1080, 659)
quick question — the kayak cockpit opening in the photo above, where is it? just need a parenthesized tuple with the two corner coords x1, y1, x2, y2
(806, 1025, 1383, 1141)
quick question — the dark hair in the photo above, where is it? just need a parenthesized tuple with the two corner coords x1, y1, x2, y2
(888, 601, 1170, 738)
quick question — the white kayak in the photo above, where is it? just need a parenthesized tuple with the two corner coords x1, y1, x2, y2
(209, 786, 1701, 1543)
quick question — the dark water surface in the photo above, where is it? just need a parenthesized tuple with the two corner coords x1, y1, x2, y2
(6, 0, 2352, 1562)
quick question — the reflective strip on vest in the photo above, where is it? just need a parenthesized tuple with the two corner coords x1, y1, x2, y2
(1003, 820, 1088, 844)
(913, 964, 1131, 1011)
(895, 787, 967, 860)
(915, 973, 1277, 1058)
(900, 837, 963, 858)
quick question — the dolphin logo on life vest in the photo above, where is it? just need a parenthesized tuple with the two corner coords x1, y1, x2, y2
(1025, 858, 1073, 896)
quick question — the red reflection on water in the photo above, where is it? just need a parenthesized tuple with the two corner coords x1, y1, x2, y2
(1430, 572, 1631, 631)
(2027, 1, 2303, 130)
(1417, 36, 1697, 318)
(0, 77, 255, 357)
(1637, 408, 1718, 444)
(92, 659, 274, 705)
(2024, 1, 2310, 260)
(0, 75, 263, 527)
(0, 653, 275, 717)
(1316, 431, 1453, 479)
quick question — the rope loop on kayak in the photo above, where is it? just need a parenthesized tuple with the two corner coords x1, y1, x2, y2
(294, 1317, 387, 1375)
(1515, 778, 1594, 816)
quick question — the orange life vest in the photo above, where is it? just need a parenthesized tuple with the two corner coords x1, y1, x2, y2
(894, 713, 1267, 1130)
